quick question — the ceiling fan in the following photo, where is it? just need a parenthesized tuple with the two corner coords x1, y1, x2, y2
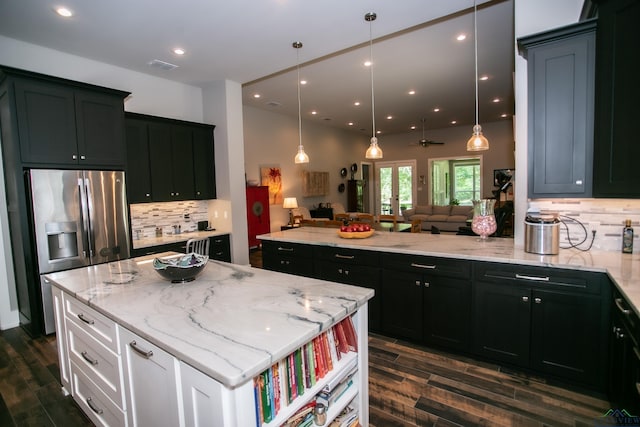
(414, 118, 445, 148)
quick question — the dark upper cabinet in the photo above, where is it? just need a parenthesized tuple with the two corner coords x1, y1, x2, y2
(592, 0, 640, 197)
(125, 118, 152, 202)
(13, 76, 127, 168)
(518, 19, 596, 198)
(192, 126, 216, 200)
(125, 112, 215, 203)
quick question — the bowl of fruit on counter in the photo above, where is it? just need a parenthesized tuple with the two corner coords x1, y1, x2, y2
(337, 223, 374, 239)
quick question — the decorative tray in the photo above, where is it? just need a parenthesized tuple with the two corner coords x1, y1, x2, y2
(337, 230, 374, 239)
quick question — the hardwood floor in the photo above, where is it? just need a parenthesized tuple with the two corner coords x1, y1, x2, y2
(0, 248, 610, 426)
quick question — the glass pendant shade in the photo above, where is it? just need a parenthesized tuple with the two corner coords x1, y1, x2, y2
(466, 124, 489, 151)
(294, 145, 309, 163)
(365, 136, 383, 159)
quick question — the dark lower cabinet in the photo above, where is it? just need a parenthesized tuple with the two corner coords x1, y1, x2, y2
(382, 254, 471, 350)
(473, 262, 610, 389)
(314, 247, 381, 332)
(261, 240, 314, 278)
(209, 234, 231, 262)
(609, 287, 640, 414)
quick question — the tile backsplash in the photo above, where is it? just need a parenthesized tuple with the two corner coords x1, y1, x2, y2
(130, 200, 210, 239)
(528, 199, 640, 252)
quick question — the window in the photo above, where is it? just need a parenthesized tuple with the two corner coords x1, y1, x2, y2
(429, 156, 482, 206)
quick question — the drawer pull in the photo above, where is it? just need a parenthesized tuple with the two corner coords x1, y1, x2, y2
(615, 298, 632, 316)
(411, 263, 436, 269)
(522, 296, 529, 302)
(77, 313, 95, 325)
(81, 351, 98, 365)
(534, 297, 542, 304)
(277, 246, 294, 252)
(634, 346, 640, 363)
(515, 274, 549, 282)
(335, 254, 355, 260)
(129, 340, 153, 358)
(86, 397, 104, 415)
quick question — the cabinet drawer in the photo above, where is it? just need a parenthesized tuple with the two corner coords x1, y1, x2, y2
(262, 240, 313, 258)
(314, 246, 380, 267)
(64, 294, 119, 353)
(473, 261, 602, 295)
(383, 253, 471, 279)
(209, 234, 230, 262)
(67, 320, 124, 408)
(71, 361, 126, 427)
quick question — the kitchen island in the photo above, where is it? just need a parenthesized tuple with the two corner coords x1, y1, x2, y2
(46, 253, 373, 426)
(259, 227, 640, 395)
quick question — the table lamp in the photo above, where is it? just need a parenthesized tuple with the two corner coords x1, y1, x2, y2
(283, 197, 298, 226)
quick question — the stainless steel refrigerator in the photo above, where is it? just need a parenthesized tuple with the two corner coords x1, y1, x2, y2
(29, 169, 130, 333)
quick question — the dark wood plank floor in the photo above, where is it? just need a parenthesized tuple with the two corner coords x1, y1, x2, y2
(0, 248, 610, 426)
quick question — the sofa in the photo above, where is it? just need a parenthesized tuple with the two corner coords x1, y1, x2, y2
(402, 205, 473, 232)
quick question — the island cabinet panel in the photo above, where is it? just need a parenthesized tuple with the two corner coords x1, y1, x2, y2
(120, 327, 182, 427)
(592, 0, 640, 197)
(609, 286, 640, 414)
(12, 76, 127, 168)
(314, 246, 382, 332)
(261, 240, 315, 277)
(472, 262, 610, 389)
(381, 253, 471, 350)
(209, 234, 231, 262)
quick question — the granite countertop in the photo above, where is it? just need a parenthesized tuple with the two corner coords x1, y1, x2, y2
(259, 227, 640, 315)
(132, 229, 228, 249)
(45, 253, 373, 388)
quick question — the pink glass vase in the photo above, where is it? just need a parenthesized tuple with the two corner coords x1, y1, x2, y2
(471, 199, 497, 240)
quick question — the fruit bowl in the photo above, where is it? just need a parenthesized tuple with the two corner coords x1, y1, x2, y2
(153, 253, 208, 283)
(337, 229, 374, 239)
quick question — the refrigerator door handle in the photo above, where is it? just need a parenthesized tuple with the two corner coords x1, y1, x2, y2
(84, 178, 96, 258)
(78, 178, 91, 258)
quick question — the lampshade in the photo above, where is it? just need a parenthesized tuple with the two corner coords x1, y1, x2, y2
(467, 0, 489, 152)
(292, 41, 309, 164)
(365, 12, 383, 160)
(283, 197, 298, 209)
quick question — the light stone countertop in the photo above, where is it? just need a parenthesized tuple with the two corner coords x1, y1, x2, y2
(132, 229, 228, 249)
(45, 253, 373, 388)
(259, 227, 640, 316)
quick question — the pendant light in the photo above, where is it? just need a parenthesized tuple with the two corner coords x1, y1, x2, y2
(365, 12, 383, 159)
(293, 41, 309, 164)
(466, 0, 489, 152)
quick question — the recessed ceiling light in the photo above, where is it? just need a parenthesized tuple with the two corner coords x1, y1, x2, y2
(311, 111, 317, 115)
(386, 115, 393, 120)
(354, 101, 360, 106)
(376, 130, 381, 134)
(501, 113, 509, 118)
(492, 98, 501, 103)
(451, 120, 457, 125)
(348, 122, 354, 126)
(300, 80, 307, 85)
(408, 90, 416, 95)
(55, 7, 73, 17)
(479, 75, 489, 81)
(364, 60, 372, 67)
(410, 125, 417, 130)
(253, 94, 261, 99)
(433, 108, 440, 112)
(456, 33, 466, 41)
(173, 48, 185, 55)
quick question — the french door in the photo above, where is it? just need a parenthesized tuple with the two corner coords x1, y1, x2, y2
(375, 160, 416, 217)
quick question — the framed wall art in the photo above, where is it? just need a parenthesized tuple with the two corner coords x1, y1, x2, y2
(260, 165, 283, 205)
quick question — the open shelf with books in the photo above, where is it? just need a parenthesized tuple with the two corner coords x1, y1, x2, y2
(255, 313, 366, 427)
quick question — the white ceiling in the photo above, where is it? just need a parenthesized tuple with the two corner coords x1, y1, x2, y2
(0, 0, 514, 137)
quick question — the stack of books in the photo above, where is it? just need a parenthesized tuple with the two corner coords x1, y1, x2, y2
(253, 316, 358, 426)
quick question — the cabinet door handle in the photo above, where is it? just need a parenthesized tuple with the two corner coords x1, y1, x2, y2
(415, 280, 421, 287)
(424, 282, 430, 288)
(72, 154, 77, 160)
(80, 155, 86, 160)
(86, 397, 104, 415)
(636, 382, 640, 398)
(615, 298, 632, 315)
(77, 313, 95, 325)
(634, 346, 640, 363)
(129, 340, 153, 358)
(410, 263, 436, 269)
(277, 247, 294, 252)
(81, 351, 98, 365)
(522, 296, 529, 302)
(534, 297, 542, 304)
(515, 274, 549, 282)
(335, 254, 355, 260)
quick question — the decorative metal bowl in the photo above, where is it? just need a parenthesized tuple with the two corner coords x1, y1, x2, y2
(153, 253, 208, 283)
